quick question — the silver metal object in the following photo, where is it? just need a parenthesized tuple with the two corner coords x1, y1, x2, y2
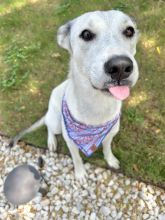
(4, 164, 41, 205)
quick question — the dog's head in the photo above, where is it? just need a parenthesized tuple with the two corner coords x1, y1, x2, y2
(57, 10, 139, 100)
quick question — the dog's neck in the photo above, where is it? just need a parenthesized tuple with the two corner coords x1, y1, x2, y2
(66, 61, 122, 125)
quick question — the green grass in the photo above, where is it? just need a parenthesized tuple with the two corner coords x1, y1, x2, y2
(0, 0, 165, 188)
(0, 41, 41, 90)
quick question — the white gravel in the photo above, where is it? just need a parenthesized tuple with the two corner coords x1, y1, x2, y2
(0, 136, 165, 220)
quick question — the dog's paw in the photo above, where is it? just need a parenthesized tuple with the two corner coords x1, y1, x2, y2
(48, 136, 57, 152)
(75, 167, 87, 183)
(106, 155, 120, 170)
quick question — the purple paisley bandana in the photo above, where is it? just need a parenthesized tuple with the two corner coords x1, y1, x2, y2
(62, 97, 120, 157)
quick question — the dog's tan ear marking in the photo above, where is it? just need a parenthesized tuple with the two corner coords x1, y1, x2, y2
(57, 21, 72, 53)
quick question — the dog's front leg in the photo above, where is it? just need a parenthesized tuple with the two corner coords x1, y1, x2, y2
(62, 125, 87, 182)
(102, 134, 120, 169)
(66, 139, 87, 182)
(102, 122, 120, 169)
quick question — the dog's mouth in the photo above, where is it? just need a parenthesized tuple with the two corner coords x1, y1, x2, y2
(92, 80, 132, 101)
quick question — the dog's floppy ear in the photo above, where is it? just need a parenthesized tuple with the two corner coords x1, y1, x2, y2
(57, 21, 72, 53)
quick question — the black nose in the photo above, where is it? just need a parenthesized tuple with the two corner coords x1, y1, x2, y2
(104, 56, 133, 81)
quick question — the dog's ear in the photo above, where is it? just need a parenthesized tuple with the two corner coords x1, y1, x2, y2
(57, 21, 72, 53)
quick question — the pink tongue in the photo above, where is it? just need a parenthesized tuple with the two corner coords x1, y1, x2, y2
(109, 86, 130, 100)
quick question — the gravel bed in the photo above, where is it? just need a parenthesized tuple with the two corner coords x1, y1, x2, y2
(0, 136, 165, 220)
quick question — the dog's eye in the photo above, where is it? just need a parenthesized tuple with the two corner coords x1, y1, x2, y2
(123, 26, 135, 38)
(80, 30, 95, 41)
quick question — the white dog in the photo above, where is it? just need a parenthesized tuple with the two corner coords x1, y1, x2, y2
(10, 10, 139, 182)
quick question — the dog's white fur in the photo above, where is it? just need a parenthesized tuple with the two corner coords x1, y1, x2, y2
(11, 10, 139, 182)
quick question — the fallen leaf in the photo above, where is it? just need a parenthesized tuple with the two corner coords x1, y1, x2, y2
(156, 46, 161, 54)
(133, 164, 139, 172)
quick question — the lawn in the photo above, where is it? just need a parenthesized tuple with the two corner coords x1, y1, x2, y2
(0, 0, 164, 188)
